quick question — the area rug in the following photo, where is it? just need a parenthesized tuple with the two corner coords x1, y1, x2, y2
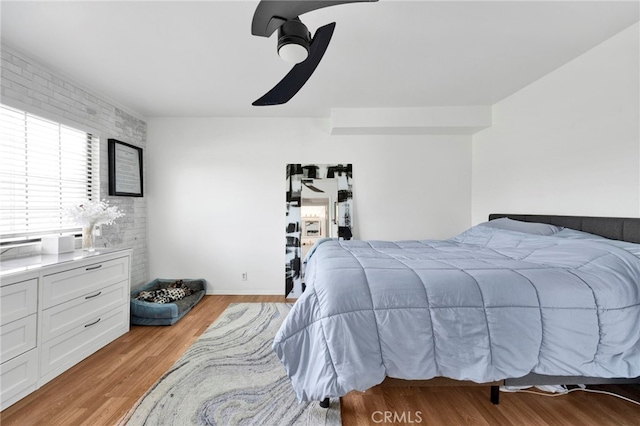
(119, 303, 341, 426)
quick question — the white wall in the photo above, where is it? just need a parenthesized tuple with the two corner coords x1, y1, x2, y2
(472, 23, 640, 224)
(1, 46, 149, 287)
(147, 118, 471, 294)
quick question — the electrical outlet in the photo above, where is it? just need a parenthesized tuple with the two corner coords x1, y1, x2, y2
(242, 272, 247, 281)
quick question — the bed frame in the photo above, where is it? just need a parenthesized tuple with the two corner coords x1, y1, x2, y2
(319, 213, 640, 408)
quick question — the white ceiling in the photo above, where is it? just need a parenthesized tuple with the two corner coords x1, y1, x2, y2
(1, 1, 638, 118)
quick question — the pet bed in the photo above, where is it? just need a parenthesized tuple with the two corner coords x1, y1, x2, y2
(130, 278, 206, 325)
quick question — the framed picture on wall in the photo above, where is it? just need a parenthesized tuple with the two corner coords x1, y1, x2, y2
(108, 139, 143, 197)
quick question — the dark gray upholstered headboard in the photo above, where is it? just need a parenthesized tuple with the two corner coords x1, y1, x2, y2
(489, 214, 640, 244)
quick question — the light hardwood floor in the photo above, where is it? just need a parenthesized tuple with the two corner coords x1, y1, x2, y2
(1, 295, 639, 425)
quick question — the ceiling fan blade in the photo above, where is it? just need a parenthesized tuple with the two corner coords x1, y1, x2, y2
(306, 185, 325, 193)
(253, 22, 335, 106)
(252, 0, 377, 38)
(302, 181, 325, 193)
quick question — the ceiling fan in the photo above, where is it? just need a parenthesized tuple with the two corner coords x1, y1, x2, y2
(251, 0, 378, 106)
(302, 179, 324, 193)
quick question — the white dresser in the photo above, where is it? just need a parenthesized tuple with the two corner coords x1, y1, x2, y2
(0, 248, 131, 410)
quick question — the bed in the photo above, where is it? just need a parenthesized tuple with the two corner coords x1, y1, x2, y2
(272, 214, 640, 405)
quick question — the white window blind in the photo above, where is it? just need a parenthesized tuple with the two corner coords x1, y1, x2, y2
(0, 104, 99, 243)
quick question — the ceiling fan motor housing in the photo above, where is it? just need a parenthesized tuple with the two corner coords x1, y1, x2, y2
(277, 19, 312, 63)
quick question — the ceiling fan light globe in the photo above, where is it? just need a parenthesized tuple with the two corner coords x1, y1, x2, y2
(277, 19, 311, 64)
(278, 42, 309, 63)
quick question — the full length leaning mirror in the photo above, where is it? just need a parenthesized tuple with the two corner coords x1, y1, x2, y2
(285, 164, 353, 298)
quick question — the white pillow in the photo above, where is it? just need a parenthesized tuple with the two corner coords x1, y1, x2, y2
(554, 228, 640, 257)
(552, 228, 605, 240)
(481, 217, 562, 236)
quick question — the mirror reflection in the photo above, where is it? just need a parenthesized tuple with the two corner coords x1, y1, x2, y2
(301, 178, 337, 258)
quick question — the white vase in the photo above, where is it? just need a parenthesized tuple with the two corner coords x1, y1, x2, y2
(82, 225, 96, 252)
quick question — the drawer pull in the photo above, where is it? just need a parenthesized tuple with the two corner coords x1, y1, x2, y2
(84, 318, 101, 328)
(85, 291, 102, 299)
(86, 264, 102, 271)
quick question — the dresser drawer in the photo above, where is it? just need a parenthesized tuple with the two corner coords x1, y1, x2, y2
(1, 279, 37, 325)
(1, 314, 37, 363)
(40, 305, 128, 379)
(42, 256, 129, 309)
(0, 348, 38, 411)
(41, 280, 128, 343)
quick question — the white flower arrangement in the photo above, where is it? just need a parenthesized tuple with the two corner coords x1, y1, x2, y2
(64, 199, 125, 228)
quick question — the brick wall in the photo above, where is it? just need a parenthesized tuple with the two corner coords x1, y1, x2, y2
(1, 45, 149, 287)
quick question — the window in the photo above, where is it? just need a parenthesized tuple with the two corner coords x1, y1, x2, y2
(0, 104, 99, 243)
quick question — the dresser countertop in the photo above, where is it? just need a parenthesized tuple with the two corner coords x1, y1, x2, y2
(0, 248, 131, 277)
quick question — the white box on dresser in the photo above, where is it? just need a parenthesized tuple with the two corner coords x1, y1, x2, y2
(0, 248, 132, 410)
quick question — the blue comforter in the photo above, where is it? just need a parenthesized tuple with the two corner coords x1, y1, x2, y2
(273, 224, 640, 402)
